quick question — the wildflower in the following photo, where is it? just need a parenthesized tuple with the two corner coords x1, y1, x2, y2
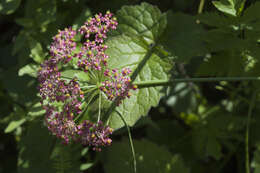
(77, 120, 113, 151)
(37, 12, 135, 150)
(100, 67, 134, 104)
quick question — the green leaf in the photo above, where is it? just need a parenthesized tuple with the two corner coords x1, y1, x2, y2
(51, 143, 82, 173)
(72, 8, 92, 30)
(18, 64, 38, 78)
(18, 121, 81, 173)
(192, 127, 222, 160)
(97, 3, 172, 130)
(166, 83, 197, 114)
(4, 118, 26, 133)
(105, 35, 171, 130)
(252, 145, 260, 172)
(25, 0, 56, 30)
(28, 102, 45, 117)
(0, 0, 21, 15)
(115, 2, 167, 44)
(241, 2, 260, 23)
(206, 136, 222, 160)
(18, 121, 56, 173)
(198, 12, 233, 28)
(29, 40, 46, 63)
(196, 52, 246, 76)
(80, 163, 93, 171)
(61, 70, 90, 82)
(102, 139, 188, 173)
(212, 0, 237, 16)
(161, 12, 207, 62)
(15, 18, 34, 28)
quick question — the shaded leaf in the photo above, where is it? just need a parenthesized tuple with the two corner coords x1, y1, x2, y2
(0, 0, 21, 15)
(241, 2, 260, 23)
(102, 139, 188, 173)
(161, 12, 207, 62)
(198, 12, 233, 28)
(18, 121, 81, 173)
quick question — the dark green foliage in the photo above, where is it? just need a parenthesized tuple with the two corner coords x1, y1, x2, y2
(1, 0, 260, 173)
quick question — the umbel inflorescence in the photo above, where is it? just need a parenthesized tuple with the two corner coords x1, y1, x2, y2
(37, 12, 136, 151)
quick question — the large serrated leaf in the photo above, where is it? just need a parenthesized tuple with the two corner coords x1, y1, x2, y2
(105, 34, 171, 130)
(115, 2, 167, 44)
(96, 3, 172, 130)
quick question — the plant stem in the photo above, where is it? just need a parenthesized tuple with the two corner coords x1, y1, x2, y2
(74, 91, 98, 122)
(131, 43, 156, 81)
(80, 85, 97, 89)
(198, 0, 205, 14)
(133, 77, 260, 88)
(98, 91, 101, 122)
(245, 91, 257, 173)
(116, 110, 137, 173)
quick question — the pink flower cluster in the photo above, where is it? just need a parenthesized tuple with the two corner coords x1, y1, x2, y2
(37, 12, 135, 150)
(100, 68, 137, 105)
(77, 12, 117, 71)
(77, 120, 113, 151)
(50, 28, 77, 63)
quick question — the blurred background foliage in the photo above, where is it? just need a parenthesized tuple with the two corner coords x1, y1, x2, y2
(1, 0, 260, 173)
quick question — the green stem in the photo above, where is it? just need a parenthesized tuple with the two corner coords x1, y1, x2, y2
(198, 0, 205, 14)
(131, 43, 156, 81)
(237, 0, 247, 16)
(133, 77, 260, 88)
(116, 110, 137, 173)
(103, 42, 156, 120)
(89, 69, 97, 80)
(98, 90, 101, 122)
(80, 85, 97, 89)
(74, 91, 98, 122)
(245, 91, 257, 173)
